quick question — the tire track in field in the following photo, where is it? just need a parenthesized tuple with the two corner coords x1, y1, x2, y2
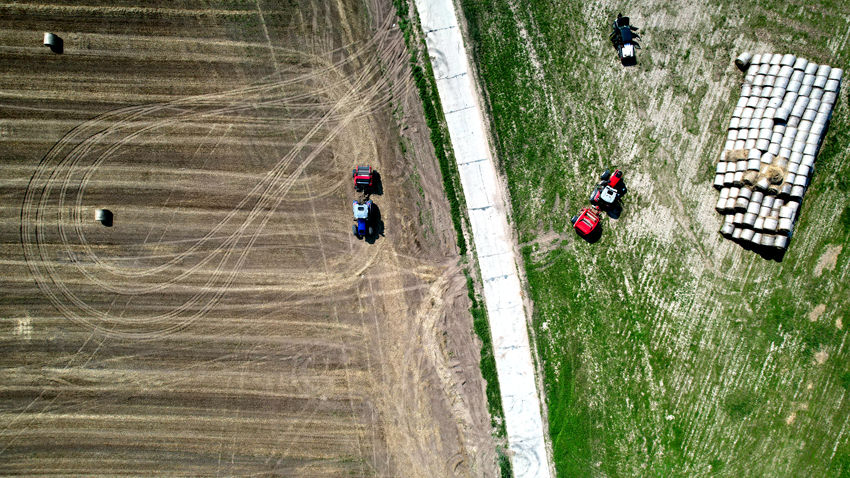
(19, 10, 412, 339)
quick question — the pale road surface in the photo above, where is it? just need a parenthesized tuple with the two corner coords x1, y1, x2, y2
(411, 0, 553, 476)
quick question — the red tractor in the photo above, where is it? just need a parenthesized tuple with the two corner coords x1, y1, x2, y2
(589, 169, 627, 210)
(571, 205, 602, 237)
(353, 165, 374, 192)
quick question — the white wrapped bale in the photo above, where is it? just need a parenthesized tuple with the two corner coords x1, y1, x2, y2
(825, 79, 840, 92)
(829, 68, 843, 80)
(721, 222, 735, 237)
(763, 217, 778, 232)
(781, 54, 796, 67)
(754, 216, 765, 231)
(805, 63, 818, 75)
(802, 74, 816, 86)
(774, 234, 789, 249)
(735, 196, 749, 211)
(743, 213, 757, 227)
(802, 154, 815, 168)
(741, 228, 756, 242)
(733, 212, 745, 225)
(752, 232, 763, 245)
(736, 52, 753, 70)
(761, 234, 776, 247)
(746, 199, 761, 214)
(817, 64, 832, 77)
(732, 227, 744, 240)
(814, 75, 828, 88)
(793, 57, 808, 70)
(790, 185, 806, 199)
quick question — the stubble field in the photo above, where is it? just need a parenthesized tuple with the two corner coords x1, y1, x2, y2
(0, 1, 498, 476)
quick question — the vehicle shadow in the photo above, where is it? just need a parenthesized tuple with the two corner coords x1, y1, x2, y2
(604, 202, 623, 219)
(578, 222, 603, 243)
(369, 171, 383, 196)
(365, 202, 384, 244)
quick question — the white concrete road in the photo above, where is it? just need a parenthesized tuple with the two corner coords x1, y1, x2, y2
(411, 1, 552, 476)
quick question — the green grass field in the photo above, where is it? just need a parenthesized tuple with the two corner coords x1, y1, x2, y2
(459, 0, 850, 475)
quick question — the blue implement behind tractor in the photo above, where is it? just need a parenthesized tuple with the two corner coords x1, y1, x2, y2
(352, 199, 373, 238)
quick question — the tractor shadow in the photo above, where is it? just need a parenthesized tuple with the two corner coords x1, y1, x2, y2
(620, 56, 637, 67)
(365, 203, 384, 244)
(604, 202, 623, 219)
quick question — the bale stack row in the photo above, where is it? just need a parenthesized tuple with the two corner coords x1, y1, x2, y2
(714, 53, 842, 252)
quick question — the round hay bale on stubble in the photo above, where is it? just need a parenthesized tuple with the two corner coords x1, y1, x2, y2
(781, 54, 796, 67)
(43, 32, 56, 46)
(733, 171, 745, 186)
(802, 108, 817, 122)
(790, 185, 806, 199)
(751, 190, 765, 203)
(754, 216, 766, 231)
(798, 164, 811, 178)
(716, 162, 728, 174)
(779, 65, 794, 79)
(743, 212, 757, 227)
(770, 53, 783, 65)
(802, 74, 816, 87)
(793, 173, 808, 187)
(793, 57, 808, 71)
(716, 196, 727, 212)
(735, 196, 749, 211)
(787, 116, 801, 128)
(738, 187, 753, 200)
(768, 96, 783, 109)
(829, 68, 843, 80)
(725, 197, 737, 211)
(805, 63, 819, 75)
(817, 64, 832, 77)
(720, 223, 735, 237)
(761, 86, 774, 98)
(724, 172, 735, 186)
(762, 195, 775, 209)
(804, 142, 819, 156)
(762, 234, 776, 247)
(729, 117, 740, 129)
(774, 234, 789, 249)
(787, 161, 799, 174)
(814, 75, 828, 89)
(758, 63, 771, 75)
(799, 84, 813, 97)
(759, 125, 773, 137)
(811, 88, 824, 101)
(752, 232, 764, 245)
(768, 64, 781, 76)
(779, 182, 793, 197)
(735, 52, 753, 70)
(801, 154, 815, 168)
(741, 228, 756, 242)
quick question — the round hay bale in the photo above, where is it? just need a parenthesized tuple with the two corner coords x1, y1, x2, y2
(736, 96, 749, 109)
(768, 64, 781, 76)
(770, 53, 783, 65)
(767, 142, 781, 156)
(803, 142, 819, 156)
(774, 234, 789, 249)
(778, 217, 794, 233)
(793, 57, 808, 71)
(743, 213, 757, 227)
(729, 117, 740, 129)
(752, 232, 763, 245)
(716, 197, 727, 212)
(802, 74, 816, 87)
(766, 183, 781, 195)
(774, 106, 791, 122)
(732, 227, 744, 240)
(793, 173, 808, 187)
(792, 140, 807, 153)
(725, 197, 737, 211)
(825, 79, 840, 92)
(746, 159, 761, 171)
(798, 164, 811, 177)
(741, 228, 755, 242)
(759, 124, 773, 137)
(43, 32, 56, 46)
(736, 160, 747, 172)
(779, 182, 793, 197)
(735, 52, 753, 70)
(823, 92, 838, 105)
(772, 156, 788, 170)
(714, 174, 725, 189)
(752, 54, 763, 65)
(768, 97, 783, 109)
(801, 154, 815, 168)
(779, 206, 792, 219)
(720, 223, 735, 237)
(94, 208, 113, 226)
(734, 105, 745, 117)
(799, 84, 813, 97)
(755, 138, 770, 151)
(787, 80, 801, 94)
(763, 217, 778, 232)
(751, 191, 764, 203)
(723, 172, 735, 186)
(761, 234, 776, 247)
(802, 108, 817, 122)
(738, 187, 753, 200)
(779, 65, 794, 78)
(787, 116, 801, 128)
(829, 68, 843, 80)
(790, 185, 806, 199)
(733, 171, 744, 186)
(805, 63, 819, 75)
(817, 64, 832, 77)
(746, 200, 761, 215)
(811, 88, 824, 101)
(747, 128, 760, 140)
(735, 196, 749, 211)
(781, 54, 795, 67)
(764, 108, 777, 120)
(716, 162, 728, 174)
(741, 84, 753, 96)
(733, 212, 745, 225)
(813, 112, 828, 126)
(727, 130, 739, 141)
(747, 95, 760, 107)
(754, 216, 766, 231)
(814, 75, 828, 88)
(761, 86, 774, 98)
(787, 162, 799, 174)
(754, 75, 766, 87)
(758, 63, 771, 75)
(774, 76, 789, 90)
(762, 195, 775, 209)
(780, 134, 795, 150)
(735, 140, 747, 150)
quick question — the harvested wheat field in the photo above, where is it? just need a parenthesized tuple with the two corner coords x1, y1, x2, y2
(0, 1, 498, 476)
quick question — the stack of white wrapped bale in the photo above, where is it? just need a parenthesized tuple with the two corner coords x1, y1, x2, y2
(715, 53, 842, 251)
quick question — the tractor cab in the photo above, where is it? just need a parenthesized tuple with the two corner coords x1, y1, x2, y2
(353, 165, 373, 192)
(352, 199, 372, 238)
(590, 169, 627, 209)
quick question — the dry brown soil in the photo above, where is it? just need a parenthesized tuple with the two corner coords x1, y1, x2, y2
(0, 1, 497, 476)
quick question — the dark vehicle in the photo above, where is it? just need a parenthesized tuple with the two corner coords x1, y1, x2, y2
(610, 14, 640, 65)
